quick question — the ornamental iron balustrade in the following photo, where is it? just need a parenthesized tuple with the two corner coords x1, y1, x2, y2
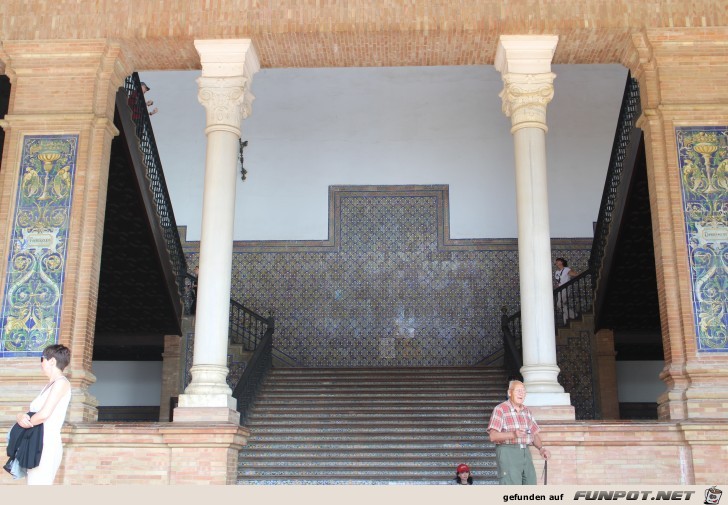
(501, 270, 597, 420)
(233, 324, 273, 425)
(123, 72, 187, 298)
(589, 73, 641, 313)
(183, 273, 293, 416)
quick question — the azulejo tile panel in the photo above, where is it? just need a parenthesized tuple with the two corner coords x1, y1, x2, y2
(675, 127, 728, 352)
(184, 185, 592, 367)
(1, 135, 79, 358)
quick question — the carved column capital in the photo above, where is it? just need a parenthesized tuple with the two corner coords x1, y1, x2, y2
(197, 75, 253, 135)
(494, 35, 558, 133)
(498, 72, 556, 132)
(194, 39, 260, 135)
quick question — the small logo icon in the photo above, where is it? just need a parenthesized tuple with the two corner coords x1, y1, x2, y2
(705, 486, 722, 505)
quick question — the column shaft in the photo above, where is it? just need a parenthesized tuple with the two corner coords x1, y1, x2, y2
(513, 127, 559, 370)
(194, 130, 240, 368)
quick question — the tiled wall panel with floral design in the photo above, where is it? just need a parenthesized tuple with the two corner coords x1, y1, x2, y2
(1, 135, 79, 357)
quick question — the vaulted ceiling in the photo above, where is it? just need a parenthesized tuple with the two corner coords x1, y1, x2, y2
(1, 1, 726, 70)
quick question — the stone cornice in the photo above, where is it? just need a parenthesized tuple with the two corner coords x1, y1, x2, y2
(0, 39, 132, 119)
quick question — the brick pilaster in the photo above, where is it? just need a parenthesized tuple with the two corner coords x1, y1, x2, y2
(623, 28, 728, 420)
(595, 329, 619, 419)
(159, 334, 182, 422)
(0, 40, 133, 422)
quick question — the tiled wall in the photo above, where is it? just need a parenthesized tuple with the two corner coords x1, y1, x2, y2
(0, 135, 79, 357)
(184, 185, 591, 367)
(674, 127, 728, 353)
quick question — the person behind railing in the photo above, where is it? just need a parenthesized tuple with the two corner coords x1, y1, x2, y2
(189, 266, 198, 315)
(140, 82, 158, 116)
(554, 257, 578, 324)
(128, 81, 158, 121)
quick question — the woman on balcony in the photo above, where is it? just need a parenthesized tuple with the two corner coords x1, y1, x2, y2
(554, 257, 578, 324)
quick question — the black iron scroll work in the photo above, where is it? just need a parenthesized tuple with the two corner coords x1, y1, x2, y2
(123, 73, 187, 297)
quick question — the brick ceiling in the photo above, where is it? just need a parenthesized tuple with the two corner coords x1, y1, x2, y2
(1, 0, 726, 70)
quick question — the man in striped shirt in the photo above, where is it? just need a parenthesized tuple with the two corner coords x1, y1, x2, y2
(486, 380, 551, 484)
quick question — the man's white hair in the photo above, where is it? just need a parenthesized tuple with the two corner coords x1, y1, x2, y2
(508, 380, 525, 393)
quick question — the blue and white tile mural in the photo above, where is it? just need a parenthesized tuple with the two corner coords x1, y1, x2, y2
(1, 135, 79, 357)
(675, 127, 728, 352)
(183, 186, 593, 368)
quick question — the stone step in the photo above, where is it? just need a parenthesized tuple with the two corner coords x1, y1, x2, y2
(240, 449, 498, 459)
(247, 425, 488, 435)
(245, 418, 489, 427)
(246, 411, 490, 421)
(254, 398, 500, 408)
(248, 433, 491, 443)
(237, 476, 499, 485)
(257, 391, 505, 399)
(261, 380, 505, 388)
(236, 467, 500, 479)
(267, 366, 504, 374)
(239, 457, 496, 468)
(250, 404, 496, 415)
(264, 374, 507, 383)
(237, 366, 507, 485)
(241, 441, 494, 450)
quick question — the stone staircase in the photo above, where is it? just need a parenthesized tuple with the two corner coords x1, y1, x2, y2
(237, 367, 509, 485)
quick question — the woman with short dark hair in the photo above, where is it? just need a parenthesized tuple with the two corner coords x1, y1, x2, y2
(15, 344, 72, 485)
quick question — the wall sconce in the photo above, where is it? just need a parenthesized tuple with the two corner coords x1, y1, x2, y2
(239, 139, 248, 181)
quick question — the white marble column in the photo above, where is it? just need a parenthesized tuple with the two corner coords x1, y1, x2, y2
(175, 39, 260, 423)
(495, 35, 573, 415)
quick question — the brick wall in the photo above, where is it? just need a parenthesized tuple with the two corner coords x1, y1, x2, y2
(623, 28, 728, 420)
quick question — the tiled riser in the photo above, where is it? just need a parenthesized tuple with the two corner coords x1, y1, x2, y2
(238, 367, 508, 485)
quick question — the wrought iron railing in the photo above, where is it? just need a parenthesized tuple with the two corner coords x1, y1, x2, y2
(553, 270, 594, 328)
(233, 319, 274, 425)
(184, 272, 276, 350)
(589, 73, 641, 292)
(500, 307, 522, 382)
(500, 270, 596, 419)
(183, 273, 297, 423)
(229, 298, 273, 351)
(123, 72, 187, 297)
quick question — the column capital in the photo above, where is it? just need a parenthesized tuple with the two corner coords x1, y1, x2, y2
(498, 72, 556, 133)
(194, 39, 260, 134)
(495, 35, 558, 133)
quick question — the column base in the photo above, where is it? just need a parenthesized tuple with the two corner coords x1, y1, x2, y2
(528, 404, 576, 421)
(174, 392, 239, 422)
(174, 406, 240, 424)
(521, 364, 567, 396)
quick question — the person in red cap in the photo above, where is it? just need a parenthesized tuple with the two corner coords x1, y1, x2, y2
(454, 463, 473, 485)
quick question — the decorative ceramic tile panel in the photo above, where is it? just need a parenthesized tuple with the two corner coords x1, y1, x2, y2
(675, 127, 728, 352)
(1, 135, 79, 357)
(184, 185, 592, 367)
